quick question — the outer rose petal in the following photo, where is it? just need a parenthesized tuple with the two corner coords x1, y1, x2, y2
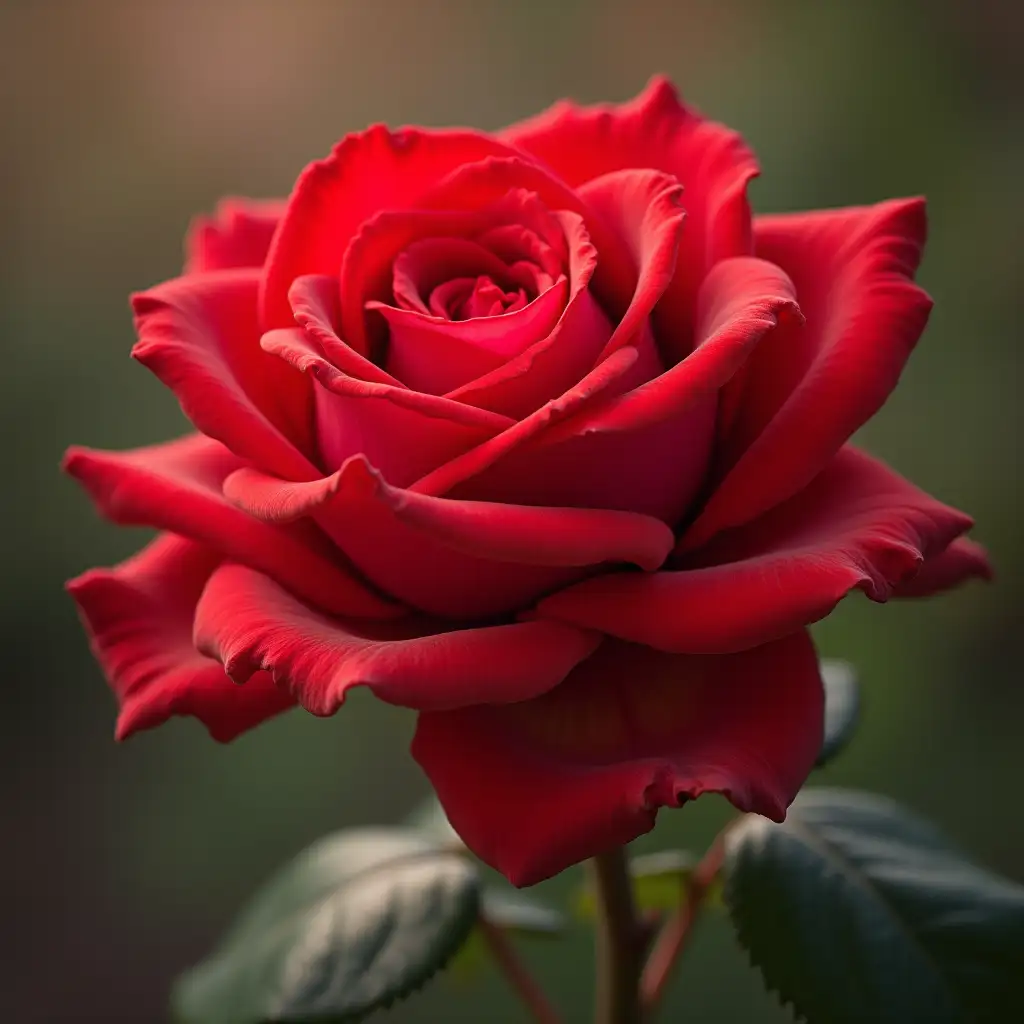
(67, 534, 293, 741)
(63, 434, 398, 620)
(683, 198, 932, 550)
(261, 125, 514, 331)
(537, 447, 974, 654)
(184, 198, 285, 274)
(502, 76, 758, 360)
(893, 537, 992, 597)
(223, 455, 673, 619)
(413, 631, 823, 886)
(132, 269, 316, 480)
(195, 564, 601, 715)
(262, 327, 511, 485)
(452, 257, 798, 524)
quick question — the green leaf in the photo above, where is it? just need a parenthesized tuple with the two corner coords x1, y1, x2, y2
(173, 827, 480, 1023)
(724, 788, 1024, 1023)
(816, 660, 860, 767)
(480, 888, 565, 935)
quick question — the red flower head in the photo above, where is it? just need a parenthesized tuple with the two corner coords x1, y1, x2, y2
(66, 78, 990, 886)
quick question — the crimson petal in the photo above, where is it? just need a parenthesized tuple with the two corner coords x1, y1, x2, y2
(502, 75, 758, 361)
(682, 198, 931, 550)
(262, 327, 511, 485)
(893, 537, 992, 598)
(68, 534, 293, 741)
(195, 564, 600, 715)
(224, 455, 673, 619)
(132, 270, 316, 480)
(63, 434, 398, 620)
(413, 631, 823, 886)
(184, 198, 285, 274)
(537, 447, 974, 653)
(261, 125, 514, 331)
(454, 257, 797, 523)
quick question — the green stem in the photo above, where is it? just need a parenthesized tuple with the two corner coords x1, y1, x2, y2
(589, 847, 644, 1024)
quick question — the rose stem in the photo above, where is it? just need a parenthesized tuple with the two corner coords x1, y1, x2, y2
(477, 915, 564, 1024)
(639, 836, 726, 1014)
(589, 846, 644, 1024)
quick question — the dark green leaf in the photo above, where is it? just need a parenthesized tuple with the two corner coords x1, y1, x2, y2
(816, 660, 860, 767)
(173, 827, 480, 1023)
(724, 788, 1024, 1023)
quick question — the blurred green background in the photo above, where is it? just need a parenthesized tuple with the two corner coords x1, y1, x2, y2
(3, 0, 1021, 1020)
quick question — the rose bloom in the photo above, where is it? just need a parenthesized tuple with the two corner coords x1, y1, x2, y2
(66, 78, 990, 886)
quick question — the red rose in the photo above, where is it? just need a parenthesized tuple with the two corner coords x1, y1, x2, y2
(66, 78, 990, 886)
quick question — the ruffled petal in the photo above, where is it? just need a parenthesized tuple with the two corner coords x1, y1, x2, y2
(893, 537, 993, 597)
(184, 198, 285, 274)
(538, 447, 974, 653)
(67, 534, 293, 741)
(683, 198, 932, 550)
(261, 125, 513, 331)
(413, 631, 823, 886)
(195, 563, 601, 715)
(131, 270, 316, 479)
(502, 75, 758, 360)
(224, 455, 673, 618)
(262, 327, 511, 485)
(63, 434, 398, 620)
(452, 258, 797, 523)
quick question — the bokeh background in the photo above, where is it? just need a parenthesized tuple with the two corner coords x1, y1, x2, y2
(3, 0, 1021, 1020)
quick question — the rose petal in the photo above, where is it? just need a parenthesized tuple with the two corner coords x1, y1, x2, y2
(224, 455, 673, 618)
(184, 198, 285, 274)
(406, 154, 639, 321)
(452, 257, 798, 523)
(537, 447, 974, 653)
(195, 563, 601, 715)
(502, 75, 758, 360)
(338, 188, 571, 359)
(893, 537, 993, 597)
(132, 269, 316, 480)
(577, 168, 684, 362)
(63, 434, 398, 620)
(682, 198, 931, 551)
(446, 211, 615, 419)
(67, 534, 293, 741)
(370, 275, 569, 395)
(261, 125, 514, 331)
(262, 327, 511, 485)
(289, 274, 404, 386)
(413, 631, 823, 886)
(412, 345, 640, 498)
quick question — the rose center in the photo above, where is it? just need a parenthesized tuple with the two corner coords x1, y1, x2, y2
(429, 274, 531, 320)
